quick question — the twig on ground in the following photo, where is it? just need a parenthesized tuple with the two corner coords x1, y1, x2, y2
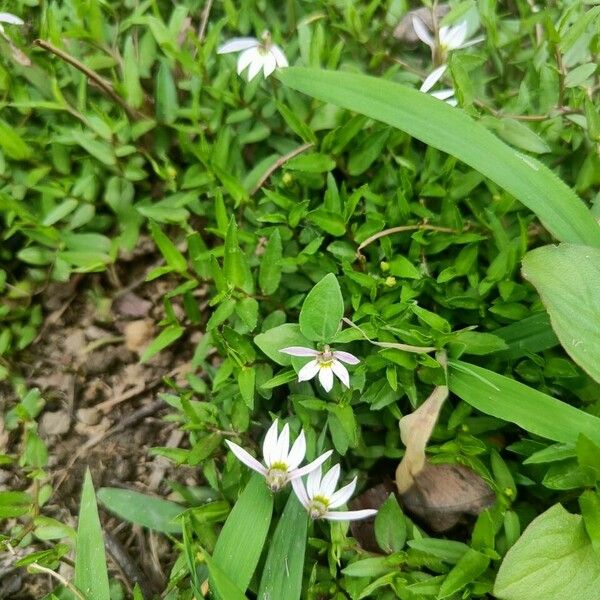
(104, 530, 155, 599)
(198, 0, 214, 42)
(356, 223, 458, 258)
(33, 39, 142, 119)
(250, 142, 314, 195)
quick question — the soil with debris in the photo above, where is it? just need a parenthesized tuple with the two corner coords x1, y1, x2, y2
(0, 244, 201, 599)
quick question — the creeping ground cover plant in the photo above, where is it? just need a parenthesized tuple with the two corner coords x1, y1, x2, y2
(1, 1, 600, 600)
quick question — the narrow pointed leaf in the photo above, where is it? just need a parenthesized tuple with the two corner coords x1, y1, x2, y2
(74, 469, 110, 600)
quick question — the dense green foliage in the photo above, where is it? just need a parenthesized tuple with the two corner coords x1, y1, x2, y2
(2, 0, 600, 599)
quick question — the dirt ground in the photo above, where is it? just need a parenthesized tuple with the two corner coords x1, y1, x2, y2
(0, 243, 201, 598)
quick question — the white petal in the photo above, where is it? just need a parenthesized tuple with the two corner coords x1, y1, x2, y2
(286, 430, 307, 470)
(332, 350, 360, 365)
(217, 37, 259, 54)
(262, 52, 277, 78)
(420, 64, 448, 93)
(328, 477, 357, 509)
(289, 449, 333, 479)
(298, 359, 320, 382)
(446, 98, 458, 107)
(225, 441, 267, 475)
(320, 464, 341, 498)
(262, 419, 279, 467)
(431, 89, 455, 100)
(246, 53, 264, 81)
(318, 366, 334, 392)
(0, 12, 24, 25)
(270, 44, 288, 68)
(292, 477, 310, 508)
(323, 509, 377, 521)
(306, 465, 322, 499)
(280, 346, 319, 357)
(443, 21, 468, 50)
(237, 47, 260, 75)
(331, 361, 350, 388)
(274, 423, 290, 463)
(412, 16, 434, 48)
(457, 35, 485, 49)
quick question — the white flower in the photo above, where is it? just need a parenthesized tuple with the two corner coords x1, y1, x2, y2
(412, 16, 483, 56)
(217, 31, 288, 81)
(292, 464, 377, 522)
(0, 12, 24, 33)
(280, 345, 360, 392)
(225, 419, 332, 492)
(420, 64, 457, 107)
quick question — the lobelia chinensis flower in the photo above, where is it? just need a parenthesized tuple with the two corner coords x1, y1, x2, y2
(0, 12, 24, 33)
(217, 31, 288, 81)
(420, 64, 457, 106)
(225, 419, 332, 492)
(412, 16, 483, 61)
(279, 345, 360, 392)
(292, 464, 377, 521)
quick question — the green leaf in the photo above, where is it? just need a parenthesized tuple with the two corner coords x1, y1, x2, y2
(259, 229, 283, 295)
(483, 117, 551, 154)
(224, 217, 254, 294)
(257, 492, 308, 600)
(579, 491, 600, 559)
(277, 68, 600, 247)
(75, 470, 110, 600)
(494, 312, 559, 359)
(254, 323, 310, 366)
(299, 273, 344, 342)
(374, 494, 406, 554)
(439, 548, 489, 599)
(522, 243, 600, 383)
(212, 473, 273, 593)
(155, 58, 178, 124)
(97, 488, 183, 534)
(449, 360, 600, 445)
(0, 119, 33, 160)
(407, 538, 469, 564)
(148, 221, 187, 273)
(285, 153, 336, 173)
(140, 324, 184, 362)
(237, 367, 255, 409)
(71, 131, 116, 165)
(494, 504, 600, 600)
(565, 63, 597, 88)
(204, 551, 248, 600)
(123, 35, 144, 108)
(307, 210, 346, 236)
(275, 102, 317, 143)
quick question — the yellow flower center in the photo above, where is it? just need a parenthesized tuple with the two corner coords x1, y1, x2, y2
(266, 462, 288, 492)
(308, 495, 329, 519)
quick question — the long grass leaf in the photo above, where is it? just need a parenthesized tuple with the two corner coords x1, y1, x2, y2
(277, 68, 600, 247)
(449, 360, 600, 445)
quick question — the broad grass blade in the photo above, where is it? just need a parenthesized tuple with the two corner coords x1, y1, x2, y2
(258, 492, 308, 600)
(212, 473, 273, 594)
(522, 243, 600, 383)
